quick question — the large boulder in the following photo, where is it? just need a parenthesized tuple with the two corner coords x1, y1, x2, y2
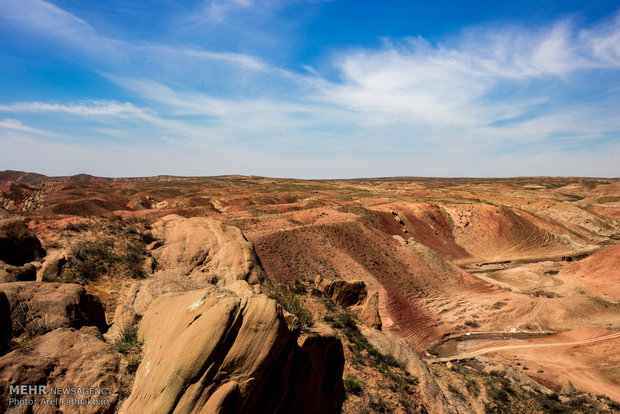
(150, 214, 264, 285)
(0, 218, 45, 265)
(0, 327, 120, 414)
(315, 276, 368, 307)
(0, 261, 36, 282)
(0, 282, 107, 337)
(358, 291, 382, 330)
(120, 283, 344, 414)
(282, 324, 345, 413)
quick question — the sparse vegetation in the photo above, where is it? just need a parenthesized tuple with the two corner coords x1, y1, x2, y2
(344, 376, 364, 396)
(66, 223, 150, 281)
(267, 283, 314, 329)
(326, 312, 401, 371)
(70, 240, 117, 280)
(114, 321, 142, 354)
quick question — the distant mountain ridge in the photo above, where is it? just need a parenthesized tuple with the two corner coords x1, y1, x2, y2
(0, 170, 183, 186)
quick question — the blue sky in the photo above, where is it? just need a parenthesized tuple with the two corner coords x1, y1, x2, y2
(0, 0, 619, 178)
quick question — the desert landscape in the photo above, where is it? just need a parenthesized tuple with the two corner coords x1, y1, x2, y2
(0, 170, 618, 413)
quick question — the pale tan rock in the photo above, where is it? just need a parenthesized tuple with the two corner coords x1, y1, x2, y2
(36, 249, 68, 281)
(150, 214, 264, 285)
(0, 282, 107, 337)
(120, 284, 344, 414)
(0, 326, 120, 413)
(358, 291, 382, 329)
(104, 277, 202, 342)
(561, 380, 576, 395)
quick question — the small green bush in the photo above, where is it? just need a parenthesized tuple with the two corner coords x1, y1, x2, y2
(71, 241, 117, 280)
(344, 376, 364, 396)
(268, 284, 313, 329)
(114, 322, 141, 354)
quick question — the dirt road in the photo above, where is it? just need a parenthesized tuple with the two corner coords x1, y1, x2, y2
(426, 331, 620, 363)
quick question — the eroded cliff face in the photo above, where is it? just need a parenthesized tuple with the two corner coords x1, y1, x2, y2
(0, 216, 347, 414)
(120, 283, 344, 414)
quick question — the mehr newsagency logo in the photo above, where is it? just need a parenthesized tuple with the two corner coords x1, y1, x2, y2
(7, 384, 115, 408)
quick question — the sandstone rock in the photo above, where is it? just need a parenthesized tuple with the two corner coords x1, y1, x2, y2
(120, 284, 344, 414)
(36, 249, 68, 282)
(0, 261, 36, 282)
(283, 323, 345, 413)
(142, 256, 157, 276)
(0, 218, 45, 265)
(0, 291, 10, 348)
(358, 291, 382, 329)
(0, 282, 107, 337)
(561, 380, 576, 395)
(316, 276, 367, 307)
(0, 327, 120, 413)
(150, 214, 264, 284)
(104, 277, 204, 342)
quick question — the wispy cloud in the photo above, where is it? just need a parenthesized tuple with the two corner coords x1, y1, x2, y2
(0, 101, 151, 118)
(0, 118, 67, 139)
(320, 17, 620, 130)
(203, 0, 254, 23)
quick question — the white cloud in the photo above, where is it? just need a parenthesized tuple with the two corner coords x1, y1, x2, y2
(0, 101, 151, 118)
(0, 118, 67, 138)
(319, 16, 620, 134)
(0, 118, 39, 133)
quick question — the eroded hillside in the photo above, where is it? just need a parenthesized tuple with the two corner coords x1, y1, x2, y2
(0, 172, 619, 413)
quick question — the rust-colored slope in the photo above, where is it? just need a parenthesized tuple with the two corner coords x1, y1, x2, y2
(442, 204, 591, 262)
(560, 245, 620, 302)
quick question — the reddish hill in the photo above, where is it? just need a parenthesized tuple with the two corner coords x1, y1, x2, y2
(560, 245, 620, 302)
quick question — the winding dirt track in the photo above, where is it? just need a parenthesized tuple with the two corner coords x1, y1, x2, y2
(426, 331, 620, 363)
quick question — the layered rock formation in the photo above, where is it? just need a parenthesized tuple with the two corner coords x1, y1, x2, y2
(315, 276, 367, 307)
(0, 282, 107, 337)
(120, 282, 344, 414)
(150, 214, 264, 285)
(107, 214, 266, 341)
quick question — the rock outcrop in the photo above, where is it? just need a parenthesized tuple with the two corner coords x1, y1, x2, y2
(107, 214, 267, 340)
(0, 262, 36, 282)
(36, 249, 68, 282)
(150, 214, 264, 285)
(0, 218, 45, 265)
(315, 276, 367, 307)
(0, 327, 120, 413)
(120, 283, 344, 414)
(358, 291, 382, 329)
(0, 282, 107, 337)
(360, 326, 460, 414)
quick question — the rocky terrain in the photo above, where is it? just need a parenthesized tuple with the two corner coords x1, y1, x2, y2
(0, 171, 619, 413)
